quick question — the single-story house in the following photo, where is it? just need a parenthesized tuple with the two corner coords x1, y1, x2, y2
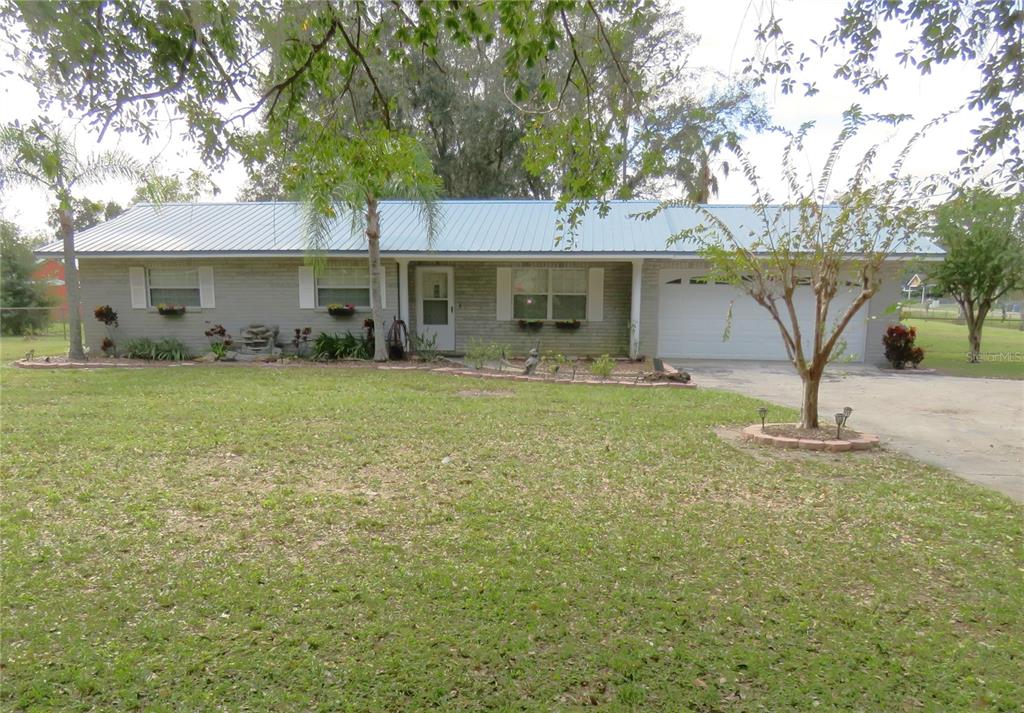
(35, 200, 941, 362)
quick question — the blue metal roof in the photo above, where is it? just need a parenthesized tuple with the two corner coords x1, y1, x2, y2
(35, 200, 942, 256)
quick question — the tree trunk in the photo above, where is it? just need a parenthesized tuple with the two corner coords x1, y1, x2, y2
(800, 370, 822, 429)
(59, 207, 86, 360)
(967, 321, 983, 363)
(365, 195, 388, 362)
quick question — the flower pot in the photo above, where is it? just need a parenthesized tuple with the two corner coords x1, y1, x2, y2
(156, 304, 187, 316)
(554, 320, 581, 330)
(518, 320, 544, 331)
(327, 305, 357, 317)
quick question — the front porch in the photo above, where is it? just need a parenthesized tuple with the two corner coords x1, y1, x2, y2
(393, 259, 644, 358)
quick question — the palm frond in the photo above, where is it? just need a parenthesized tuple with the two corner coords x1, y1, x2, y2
(74, 150, 147, 188)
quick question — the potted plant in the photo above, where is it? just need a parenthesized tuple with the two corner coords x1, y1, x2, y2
(517, 319, 544, 331)
(555, 319, 581, 330)
(327, 303, 357, 317)
(156, 303, 187, 316)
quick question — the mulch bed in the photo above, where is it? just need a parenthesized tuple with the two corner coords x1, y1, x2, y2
(742, 422, 879, 452)
(11, 356, 697, 389)
(762, 424, 863, 441)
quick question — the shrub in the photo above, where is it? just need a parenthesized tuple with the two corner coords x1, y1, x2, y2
(122, 337, 159, 360)
(464, 337, 495, 369)
(410, 331, 440, 362)
(589, 354, 616, 379)
(543, 351, 570, 375)
(291, 327, 312, 357)
(155, 338, 192, 361)
(313, 331, 372, 360)
(93, 305, 118, 326)
(121, 337, 193, 361)
(100, 337, 115, 355)
(882, 323, 925, 369)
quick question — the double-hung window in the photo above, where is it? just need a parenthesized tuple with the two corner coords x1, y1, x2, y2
(148, 268, 201, 307)
(512, 268, 587, 320)
(317, 267, 371, 308)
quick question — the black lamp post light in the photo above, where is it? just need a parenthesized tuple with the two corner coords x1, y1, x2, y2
(757, 407, 769, 431)
(835, 407, 853, 439)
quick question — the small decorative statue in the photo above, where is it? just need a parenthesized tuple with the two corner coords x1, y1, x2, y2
(523, 347, 540, 375)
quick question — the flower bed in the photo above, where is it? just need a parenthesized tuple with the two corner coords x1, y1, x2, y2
(742, 423, 879, 452)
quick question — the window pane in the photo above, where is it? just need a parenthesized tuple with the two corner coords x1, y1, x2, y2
(552, 269, 586, 294)
(320, 267, 369, 287)
(512, 269, 547, 294)
(553, 294, 586, 320)
(422, 299, 449, 325)
(149, 268, 198, 288)
(150, 288, 201, 307)
(513, 294, 548, 319)
(421, 271, 448, 299)
(318, 287, 371, 307)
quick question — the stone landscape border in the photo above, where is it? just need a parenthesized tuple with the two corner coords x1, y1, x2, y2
(12, 358, 697, 389)
(430, 366, 697, 388)
(742, 423, 879, 452)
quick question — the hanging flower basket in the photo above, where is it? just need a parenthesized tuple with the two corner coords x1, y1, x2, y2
(156, 304, 187, 316)
(555, 319, 581, 330)
(327, 303, 357, 317)
(518, 319, 544, 331)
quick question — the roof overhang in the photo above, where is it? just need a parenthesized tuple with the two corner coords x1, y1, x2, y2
(35, 250, 943, 260)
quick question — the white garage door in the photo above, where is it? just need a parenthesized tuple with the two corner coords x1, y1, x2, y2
(657, 269, 868, 362)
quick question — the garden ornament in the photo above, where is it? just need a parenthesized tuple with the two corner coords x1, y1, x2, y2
(523, 347, 540, 375)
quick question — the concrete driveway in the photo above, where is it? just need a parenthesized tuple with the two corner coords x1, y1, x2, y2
(680, 360, 1024, 502)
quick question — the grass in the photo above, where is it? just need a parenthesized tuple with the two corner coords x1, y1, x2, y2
(2, 350, 1023, 711)
(906, 319, 1024, 379)
(0, 332, 68, 362)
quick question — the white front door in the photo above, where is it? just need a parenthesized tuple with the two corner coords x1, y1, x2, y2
(416, 267, 455, 351)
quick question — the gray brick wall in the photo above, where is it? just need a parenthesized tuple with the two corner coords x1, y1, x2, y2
(78, 255, 905, 362)
(407, 261, 632, 357)
(79, 258, 399, 354)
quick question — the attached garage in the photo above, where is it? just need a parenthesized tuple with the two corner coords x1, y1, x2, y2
(656, 268, 869, 362)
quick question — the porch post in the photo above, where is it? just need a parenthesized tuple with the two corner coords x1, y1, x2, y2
(397, 259, 410, 326)
(629, 259, 643, 359)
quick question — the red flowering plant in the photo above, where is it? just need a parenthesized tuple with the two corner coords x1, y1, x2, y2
(203, 323, 234, 360)
(93, 305, 119, 355)
(882, 323, 925, 369)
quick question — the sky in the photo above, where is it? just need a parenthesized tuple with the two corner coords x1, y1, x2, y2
(0, 0, 991, 237)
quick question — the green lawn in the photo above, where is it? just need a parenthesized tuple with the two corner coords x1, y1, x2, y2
(1, 359, 1022, 711)
(0, 332, 69, 362)
(906, 319, 1024, 379)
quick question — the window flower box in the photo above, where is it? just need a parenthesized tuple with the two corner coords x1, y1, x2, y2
(555, 319, 581, 330)
(156, 303, 187, 316)
(518, 319, 544, 331)
(327, 303, 357, 317)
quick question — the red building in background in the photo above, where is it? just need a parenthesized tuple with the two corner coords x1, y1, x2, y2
(32, 258, 67, 319)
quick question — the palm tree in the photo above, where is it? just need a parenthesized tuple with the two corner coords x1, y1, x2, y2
(299, 129, 441, 362)
(0, 120, 145, 360)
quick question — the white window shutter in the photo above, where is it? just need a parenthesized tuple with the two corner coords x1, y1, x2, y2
(298, 266, 315, 309)
(198, 266, 215, 308)
(587, 268, 604, 322)
(496, 267, 512, 320)
(129, 267, 147, 308)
